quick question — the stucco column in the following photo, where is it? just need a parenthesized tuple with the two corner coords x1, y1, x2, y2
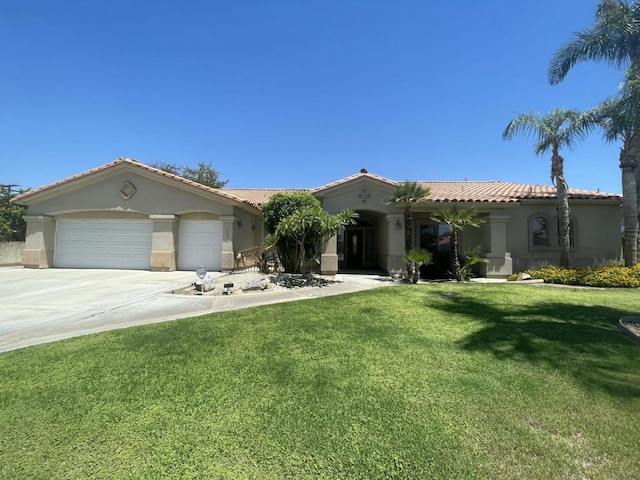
(385, 214, 405, 274)
(22, 215, 55, 268)
(220, 215, 236, 271)
(321, 234, 338, 275)
(149, 215, 178, 272)
(480, 214, 513, 278)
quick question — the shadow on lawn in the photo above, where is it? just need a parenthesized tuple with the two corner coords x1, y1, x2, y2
(428, 291, 640, 398)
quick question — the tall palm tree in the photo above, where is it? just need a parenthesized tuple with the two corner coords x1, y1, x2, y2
(548, 0, 640, 85)
(384, 181, 430, 252)
(430, 205, 484, 282)
(548, 0, 640, 264)
(586, 73, 640, 265)
(502, 108, 590, 267)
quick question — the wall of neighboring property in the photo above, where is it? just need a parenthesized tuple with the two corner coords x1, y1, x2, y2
(507, 201, 621, 271)
(0, 242, 24, 266)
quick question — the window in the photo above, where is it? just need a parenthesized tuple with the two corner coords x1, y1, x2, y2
(420, 224, 452, 253)
(531, 216, 549, 247)
(528, 214, 577, 250)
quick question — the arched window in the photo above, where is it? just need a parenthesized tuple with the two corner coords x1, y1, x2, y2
(530, 216, 549, 247)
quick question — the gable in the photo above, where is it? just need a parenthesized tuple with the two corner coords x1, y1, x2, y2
(16, 159, 260, 217)
(314, 176, 398, 214)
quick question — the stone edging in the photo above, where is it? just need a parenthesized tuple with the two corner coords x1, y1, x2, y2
(618, 317, 640, 346)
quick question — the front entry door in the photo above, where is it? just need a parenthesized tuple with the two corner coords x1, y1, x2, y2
(345, 229, 363, 268)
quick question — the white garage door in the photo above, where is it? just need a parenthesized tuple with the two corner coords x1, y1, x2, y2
(54, 220, 153, 269)
(178, 220, 223, 271)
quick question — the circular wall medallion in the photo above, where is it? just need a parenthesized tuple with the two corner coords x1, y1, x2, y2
(120, 181, 137, 200)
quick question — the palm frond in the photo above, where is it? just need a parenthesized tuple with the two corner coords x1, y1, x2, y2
(383, 181, 430, 206)
(549, 0, 640, 84)
(503, 108, 589, 155)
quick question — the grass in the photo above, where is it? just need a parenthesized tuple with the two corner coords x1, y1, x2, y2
(1, 283, 639, 479)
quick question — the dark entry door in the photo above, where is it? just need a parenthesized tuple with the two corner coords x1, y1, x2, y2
(345, 229, 363, 268)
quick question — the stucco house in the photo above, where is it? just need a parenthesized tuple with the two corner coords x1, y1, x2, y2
(12, 157, 622, 278)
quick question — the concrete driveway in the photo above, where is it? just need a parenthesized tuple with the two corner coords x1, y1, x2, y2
(0, 268, 210, 352)
(0, 267, 390, 353)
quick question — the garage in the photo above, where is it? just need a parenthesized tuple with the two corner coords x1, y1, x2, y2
(54, 220, 153, 269)
(178, 220, 223, 271)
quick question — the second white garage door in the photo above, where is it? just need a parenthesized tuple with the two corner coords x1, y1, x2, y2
(178, 220, 223, 271)
(54, 220, 153, 269)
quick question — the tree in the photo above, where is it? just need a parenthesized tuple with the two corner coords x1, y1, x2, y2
(585, 73, 640, 265)
(275, 206, 358, 274)
(1, 187, 28, 242)
(263, 192, 321, 234)
(262, 192, 323, 272)
(548, 0, 640, 85)
(430, 205, 484, 281)
(548, 0, 640, 264)
(502, 109, 590, 267)
(151, 162, 228, 188)
(383, 182, 431, 276)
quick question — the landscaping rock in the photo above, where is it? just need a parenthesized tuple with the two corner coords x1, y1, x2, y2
(242, 278, 269, 292)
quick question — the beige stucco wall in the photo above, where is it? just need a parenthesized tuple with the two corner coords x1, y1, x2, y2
(25, 170, 237, 217)
(19, 167, 262, 271)
(0, 241, 25, 266)
(319, 181, 396, 216)
(506, 201, 621, 271)
(233, 208, 262, 252)
(317, 180, 405, 273)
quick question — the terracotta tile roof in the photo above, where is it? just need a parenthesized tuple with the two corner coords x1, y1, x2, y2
(12, 157, 261, 210)
(311, 171, 398, 193)
(13, 161, 620, 209)
(222, 188, 310, 208)
(418, 181, 620, 203)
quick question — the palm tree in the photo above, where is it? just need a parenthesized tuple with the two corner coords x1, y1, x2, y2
(548, 0, 640, 85)
(383, 182, 431, 274)
(586, 73, 640, 265)
(430, 205, 484, 281)
(502, 109, 591, 267)
(548, 0, 640, 264)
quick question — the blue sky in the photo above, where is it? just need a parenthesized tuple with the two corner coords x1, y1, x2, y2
(0, 0, 629, 193)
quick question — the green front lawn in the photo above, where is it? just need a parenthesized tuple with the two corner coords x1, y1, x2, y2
(1, 284, 639, 479)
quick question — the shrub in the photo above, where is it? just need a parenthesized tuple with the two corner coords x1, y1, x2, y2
(510, 265, 640, 288)
(403, 249, 433, 284)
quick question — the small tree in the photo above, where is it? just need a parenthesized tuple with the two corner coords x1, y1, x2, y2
(151, 162, 228, 188)
(275, 206, 358, 274)
(431, 206, 484, 281)
(460, 246, 489, 280)
(402, 248, 433, 284)
(263, 192, 324, 272)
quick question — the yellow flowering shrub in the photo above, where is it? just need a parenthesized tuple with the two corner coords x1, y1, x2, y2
(510, 265, 640, 288)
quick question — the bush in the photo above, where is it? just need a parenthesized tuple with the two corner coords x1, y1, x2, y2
(510, 265, 640, 288)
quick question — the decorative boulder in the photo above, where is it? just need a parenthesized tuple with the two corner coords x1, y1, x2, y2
(242, 278, 269, 292)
